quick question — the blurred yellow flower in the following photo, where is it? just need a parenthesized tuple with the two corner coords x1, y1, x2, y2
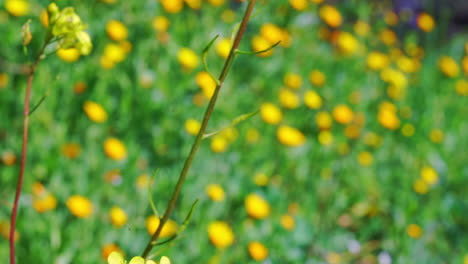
(185, 0, 201, 9)
(319, 5, 342, 28)
(83, 101, 108, 123)
(332, 104, 354, 124)
(248, 241, 268, 261)
(304, 90, 322, 109)
(252, 35, 273, 57)
(206, 184, 225, 201)
(326, 252, 342, 264)
(216, 38, 231, 59)
(421, 166, 438, 186)
(455, 79, 468, 96)
(136, 173, 152, 189)
(104, 137, 127, 160)
(207, 0, 225, 7)
(185, 119, 201, 135)
(160, 0, 184, 13)
(280, 214, 295, 230)
(211, 135, 228, 153)
(309, 70, 326, 87)
(106, 20, 128, 41)
(1, 151, 16, 166)
(0, 73, 9, 88)
(208, 221, 234, 249)
(103, 43, 127, 64)
(429, 129, 444, 143)
(279, 88, 300, 109)
(152, 16, 170, 32)
(178, 47, 199, 71)
(367, 52, 389, 71)
(0, 220, 19, 241)
(260, 23, 290, 47)
(357, 151, 373, 166)
(289, 0, 307, 11)
(57, 48, 81, 62)
(284, 72, 302, 90)
(316, 111, 332, 130)
(438, 56, 459, 77)
(417, 13, 435, 32)
(378, 108, 400, 130)
(354, 21, 370, 36)
(245, 193, 271, 219)
(246, 128, 260, 143)
(101, 244, 122, 260)
(413, 179, 428, 194)
(253, 172, 269, 186)
(318, 131, 333, 146)
(337, 32, 359, 55)
(33, 192, 57, 213)
(406, 224, 423, 239)
(146, 216, 178, 238)
(379, 29, 397, 46)
(5, 0, 29, 16)
(110, 206, 128, 228)
(107, 251, 169, 264)
(384, 11, 398, 26)
(277, 125, 306, 147)
(66, 195, 93, 218)
(61, 143, 81, 159)
(196, 71, 217, 99)
(260, 102, 283, 124)
(401, 123, 415, 137)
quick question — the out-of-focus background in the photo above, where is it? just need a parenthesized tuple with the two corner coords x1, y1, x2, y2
(1, 0, 467, 263)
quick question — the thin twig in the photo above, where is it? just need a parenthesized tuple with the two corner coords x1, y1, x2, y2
(140, 0, 257, 258)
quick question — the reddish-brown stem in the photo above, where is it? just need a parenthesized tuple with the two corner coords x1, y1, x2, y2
(9, 35, 51, 264)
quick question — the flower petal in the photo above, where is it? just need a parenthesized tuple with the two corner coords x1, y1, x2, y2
(108, 251, 125, 264)
(129, 256, 145, 264)
(160, 256, 171, 264)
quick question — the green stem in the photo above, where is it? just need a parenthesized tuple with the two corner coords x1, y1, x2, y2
(140, 0, 257, 258)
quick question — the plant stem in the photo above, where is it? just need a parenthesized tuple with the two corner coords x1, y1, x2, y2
(141, 0, 257, 258)
(9, 35, 51, 264)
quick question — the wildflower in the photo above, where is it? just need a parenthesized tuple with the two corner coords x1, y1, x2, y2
(248, 241, 268, 261)
(260, 103, 282, 124)
(280, 214, 295, 230)
(0, 73, 9, 88)
(277, 125, 306, 147)
(304, 90, 322, 109)
(279, 88, 300, 109)
(83, 101, 108, 123)
(0, 220, 19, 241)
(185, 119, 201, 135)
(178, 47, 199, 71)
(318, 131, 333, 146)
(245, 193, 271, 219)
(316, 111, 332, 130)
(196, 71, 216, 99)
(66, 195, 93, 218)
(455, 79, 468, 96)
(406, 224, 423, 239)
(413, 179, 428, 194)
(104, 138, 127, 160)
(106, 20, 128, 41)
(420, 166, 438, 185)
(216, 38, 231, 59)
(378, 108, 400, 130)
(332, 104, 354, 124)
(109, 206, 128, 228)
(289, 0, 307, 11)
(101, 244, 122, 260)
(33, 192, 57, 213)
(1, 151, 16, 166)
(438, 56, 459, 77)
(4, 0, 29, 16)
(136, 174, 152, 189)
(379, 29, 397, 46)
(108, 251, 170, 264)
(429, 129, 444, 143)
(206, 0, 225, 7)
(309, 70, 326, 87)
(160, 0, 184, 13)
(152, 16, 170, 32)
(284, 72, 302, 90)
(401, 124, 415, 137)
(260, 23, 289, 47)
(337, 32, 359, 55)
(208, 221, 234, 248)
(146, 216, 178, 238)
(319, 5, 342, 28)
(354, 21, 370, 36)
(417, 13, 435, 32)
(185, 0, 201, 9)
(357, 151, 373, 166)
(367, 52, 389, 71)
(206, 184, 225, 201)
(384, 11, 398, 26)
(57, 48, 81, 62)
(252, 35, 273, 57)
(253, 172, 269, 186)
(103, 43, 127, 64)
(211, 135, 228, 153)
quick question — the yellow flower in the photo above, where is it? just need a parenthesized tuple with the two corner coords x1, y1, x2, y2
(245, 193, 271, 219)
(33, 192, 57, 213)
(178, 48, 199, 71)
(1, 151, 16, 166)
(309, 70, 325, 87)
(205, 184, 225, 201)
(438, 56, 459, 77)
(325, 252, 342, 264)
(420, 166, 438, 186)
(417, 13, 435, 32)
(185, 0, 201, 9)
(62, 143, 81, 159)
(316, 111, 332, 130)
(103, 43, 127, 64)
(146, 216, 178, 238)
(379, 29, 397, 46)
(83, 101, 108, 123)
(284, 72, 302, 89)
(136, 174, 153, 189)
(208, 221, 234, 249)
(277, 125, 306, 147)
(109, 206, 128, 228)
(152, 16, 170, 32)
(5, 0, 29, 16)
(289, 0, 307, 11)
(406, 224, 423, 239)
(354, 21, 370, 36)
(101, 244, 122, 260)
(332, 104, 354, 124)
(57, 48, 81, 62)
(211, 135, 228, 153)
(246, 128, 260, 143)
(216, 38, 231, 59)
(106, 20, 128, 41)
(455, 79, 468, 96)
(248, 241, 268, 261)
(66, 195, 93, 218)
(318, 131, 333, 146)
(357, 151, 373, 166)
(337, 32, 359, 55)
(280, 214, 295, 230)
(463, 56, 468, 75)
(401, 123, 415, 137)
(429, 129, 444, 143)
(279, 88, 300, 109)
(304, 90, 322, 109)
(108, 251, 170, 264)
(0, 73, 9, 88)
(319, 5, 342, 28)
(367, 52, 389, 71)
(253, 172, 269, 186)
(160, 0, 184, 13)
(378, 108, 400, 130)
(0, 220, 19, 241)
(196, 71, 217, 99)
(185, 119, 201, 135)
(104, 137, 127, 160)
(260, 23, 290, 47)
(260, 103, 283, 124)
(384, 11, 398, 26)
(252, 35, 273, 57)
(413, 179, 428, 194)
